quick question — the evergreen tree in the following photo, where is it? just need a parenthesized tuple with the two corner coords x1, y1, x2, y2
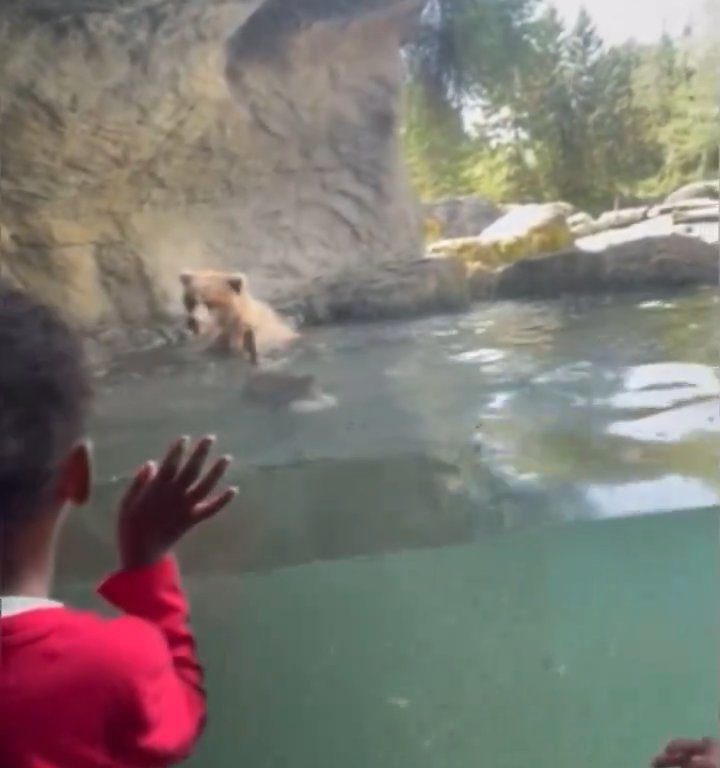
(402, 0, 718, 209)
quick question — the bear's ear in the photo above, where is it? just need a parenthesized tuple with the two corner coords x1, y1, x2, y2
(180, 271, 194, 287)
(227, 274, 244, 294)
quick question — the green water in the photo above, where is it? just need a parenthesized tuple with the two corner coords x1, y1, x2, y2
(56, 290, 719, 767)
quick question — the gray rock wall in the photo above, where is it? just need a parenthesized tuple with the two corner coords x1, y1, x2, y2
(0, 0, 423, 343)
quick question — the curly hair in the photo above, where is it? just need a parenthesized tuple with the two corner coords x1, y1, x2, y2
(0, 282, 92, 522)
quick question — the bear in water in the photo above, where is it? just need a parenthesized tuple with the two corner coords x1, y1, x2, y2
(179, 270, 299, 363)
(179, 270, 331, 409)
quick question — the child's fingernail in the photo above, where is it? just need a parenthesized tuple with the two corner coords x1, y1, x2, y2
(223, 455, 233, 463)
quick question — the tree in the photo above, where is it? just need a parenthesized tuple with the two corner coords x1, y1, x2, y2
(634, 24, 719, 193)
(401, 1, 717, 209)
(406, 0, 540, 115)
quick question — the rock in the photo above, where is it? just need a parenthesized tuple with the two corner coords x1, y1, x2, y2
(428, 203, 575, 268)
(647, 197, 719, 219)
(594, 206, 649, 231)
(470, 234, 716, 300)
(466, 262, 496, 299)
(300, 255, 469, 323)
(502, 200, 576, 217)
(673, 206, 718, 225)
(242, 370, 319, 408)
(568, 211, 598, 237)
(577, 207, 718, 250)
(547, 201, 577, 217)
(0, 0, 424, 348)
(664, 180, 719, 204)
(421, 195, 502, 241)
(423, 216, 444, 243)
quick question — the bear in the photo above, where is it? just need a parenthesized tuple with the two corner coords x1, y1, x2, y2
(179, 270, 329, 409)
(179, 270, 299, 364)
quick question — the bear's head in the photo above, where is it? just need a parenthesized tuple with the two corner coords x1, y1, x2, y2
(179, 270, 247, 337)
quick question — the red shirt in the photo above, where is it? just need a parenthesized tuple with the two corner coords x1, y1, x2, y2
(0, 557, 206, 768)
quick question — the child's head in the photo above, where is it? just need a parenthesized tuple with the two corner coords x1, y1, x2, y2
(0, 281, 93, 543)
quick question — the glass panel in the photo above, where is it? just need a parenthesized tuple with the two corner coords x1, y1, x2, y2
(2, 1, 718, 767)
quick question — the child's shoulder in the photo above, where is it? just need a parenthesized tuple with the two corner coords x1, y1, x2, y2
(57, 606, 172, 672)
(2, 606, 171, 698)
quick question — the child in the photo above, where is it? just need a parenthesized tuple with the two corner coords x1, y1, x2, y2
(0, 282, 237, 767)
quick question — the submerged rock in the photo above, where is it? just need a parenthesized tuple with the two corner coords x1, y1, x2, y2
(242, 370, 322, 409)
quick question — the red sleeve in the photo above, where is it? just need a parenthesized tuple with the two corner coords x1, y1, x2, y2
(96, 556, 206, 767)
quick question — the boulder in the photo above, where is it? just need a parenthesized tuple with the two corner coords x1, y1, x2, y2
(500, 200, 576, 218)
(422, 196, 502, 240)
(568, 211, 598, 237)
(470, 235, 716, 301)
(594, 206, 649, 231)
(673, 205, 718, 225)
(664, 180, 719, 204)
(647, 197, 719, 219)
(427, 203, 575, 268)
(300, 255, 470, 323)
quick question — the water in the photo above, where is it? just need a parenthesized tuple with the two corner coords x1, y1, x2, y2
(56, 290, 719, 767)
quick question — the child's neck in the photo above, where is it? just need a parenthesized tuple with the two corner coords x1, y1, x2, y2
(2, 566, 54, 598)
(1, 517, 58, 598)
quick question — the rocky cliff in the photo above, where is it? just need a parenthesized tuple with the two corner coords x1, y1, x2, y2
(0, 0, 423, 348)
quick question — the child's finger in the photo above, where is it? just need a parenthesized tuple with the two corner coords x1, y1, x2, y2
(157, 436, 189, 481)
(665, 741, 713, 757)
(652, 757, 682, 768)
(176, 435, 216, 488)
(120, 461, 156, 509)
(192, 487, 238, 521)
(653, 741, 715, 768)
(188, 456, 232, 502)
(690, 758, 718, 768)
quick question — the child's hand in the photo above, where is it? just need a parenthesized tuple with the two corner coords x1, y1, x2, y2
(117, 436, 237, 569)
(652, 739, 719, 768)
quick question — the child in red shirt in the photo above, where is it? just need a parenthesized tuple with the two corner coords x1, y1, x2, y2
(0, 283, 238, 767)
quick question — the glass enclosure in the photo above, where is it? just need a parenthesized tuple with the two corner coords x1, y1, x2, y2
(1, 0, 718, 766)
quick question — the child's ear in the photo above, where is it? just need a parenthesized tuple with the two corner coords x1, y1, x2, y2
(57, 441, 92, 507)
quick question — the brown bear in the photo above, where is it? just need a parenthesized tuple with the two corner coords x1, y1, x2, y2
(179, 270, 326, 408)
(179, 270, 299, 364)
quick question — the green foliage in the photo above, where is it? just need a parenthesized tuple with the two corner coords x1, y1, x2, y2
(402, 0, 719, 210)
(406, 0, 540, 109)
(634, 31, 720, 195)
(401, 87, 511, 201)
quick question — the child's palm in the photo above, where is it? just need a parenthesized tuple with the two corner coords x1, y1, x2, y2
(117, 436, 236, 569)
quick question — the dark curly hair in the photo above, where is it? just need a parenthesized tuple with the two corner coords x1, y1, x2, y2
(0, 281, 92, 522)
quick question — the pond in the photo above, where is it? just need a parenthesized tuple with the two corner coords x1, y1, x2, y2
(57, 289, 719, 768)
